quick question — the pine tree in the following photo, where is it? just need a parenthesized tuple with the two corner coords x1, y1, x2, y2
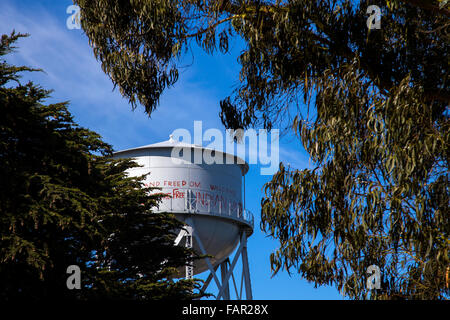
(0, 32, 202, 300)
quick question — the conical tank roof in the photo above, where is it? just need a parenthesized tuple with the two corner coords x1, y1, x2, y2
(114, 135, 249, 175)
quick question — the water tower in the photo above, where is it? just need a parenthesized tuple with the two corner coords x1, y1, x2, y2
(113, 135, 254, 300)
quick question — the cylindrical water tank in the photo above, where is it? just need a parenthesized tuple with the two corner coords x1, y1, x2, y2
(113, 136, 253, 275)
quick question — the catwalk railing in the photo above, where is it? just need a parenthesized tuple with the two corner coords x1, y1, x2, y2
(152, 189, 254, 230)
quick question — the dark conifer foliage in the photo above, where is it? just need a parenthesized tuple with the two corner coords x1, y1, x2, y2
(0, 32, 202, 300)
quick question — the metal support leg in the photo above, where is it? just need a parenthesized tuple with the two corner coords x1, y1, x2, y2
(220, 259, 230, 300)
(241, 232, 253, 300)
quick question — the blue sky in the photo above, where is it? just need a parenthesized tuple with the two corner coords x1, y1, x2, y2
(1, 0, 343, 299)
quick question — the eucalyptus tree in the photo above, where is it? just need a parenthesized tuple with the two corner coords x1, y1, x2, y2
(75, 0, 449, 299)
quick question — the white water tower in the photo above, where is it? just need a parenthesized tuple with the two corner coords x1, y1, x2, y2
(113, 135, 254, 300)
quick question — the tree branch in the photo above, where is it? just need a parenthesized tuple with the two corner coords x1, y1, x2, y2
(398, 0, 450, 17)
